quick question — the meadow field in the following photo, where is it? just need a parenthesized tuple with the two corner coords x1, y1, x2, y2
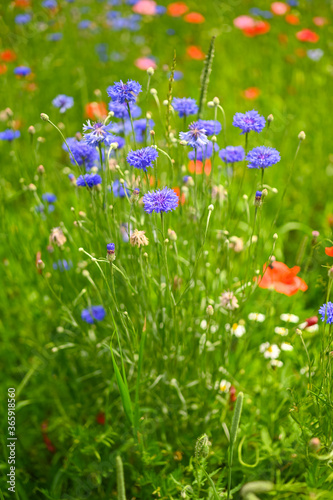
(1, 0, 333, 498)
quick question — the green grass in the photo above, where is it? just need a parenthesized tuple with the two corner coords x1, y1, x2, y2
(1, 1, 333, 499)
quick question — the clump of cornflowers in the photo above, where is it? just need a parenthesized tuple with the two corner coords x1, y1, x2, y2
(108, 101, 141, 119)
(106, 243, 116, 262)
(63, 138, 99, 170)
(111, 179, 130, 198)
(14, 66, 31, 77)
(0, 129, 20, 141)
(81, 305, 106, 324)
(82, 120, 115, 147)
(15, 14, 31, 24)
(188, 141, 219, 161)
(220, 291, 239, 310)
(132, 118, 155, 142)
(52, 94, 74, 113)
(107, 80, 142, 104)
(143, 187, 179, 214)
(130, 229, 149, 248)
(180, 122, 208, 148)
(246, 146, 281, 169)
(171, 97, 198, 117)
(319, 302, 333, 324)
(219, 146, 245, 164)
(127, 147, 158, 172)
(76, 173, 102, 188)
(195, 119, 222, 136)
(233, 110, 266, 134)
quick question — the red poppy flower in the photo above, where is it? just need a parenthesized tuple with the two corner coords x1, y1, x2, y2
(271, 2, 290, 15)
(0, 64, 7, 75)
(85, 101, 108, 121)
(296, 29, 319, 43)
(188, 159, 211, 176)
(258, 261, 308, 296)
(167, 2, 188, 17)
(184, 12, 205, 24)
(243, 21, 270, 37)
(242, 87, 261, 100)
(14, 0, 30, 7)
(285, 14, 300, 25)
(186, 45, 206, 60)
(304, 316, 318, 328)
(1, 49, 16, 62)
(325, 247, 333, 257)
(173, 187, 186, 205)
(96, 412, 106, 425)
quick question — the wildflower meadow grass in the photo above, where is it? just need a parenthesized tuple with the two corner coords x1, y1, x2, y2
(1, 1, 333, 499)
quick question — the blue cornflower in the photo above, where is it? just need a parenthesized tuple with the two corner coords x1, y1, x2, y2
(0, 129, 20, 141)
(14, 66, 31, 77)
(107, 243, 115, 251)
(287, 0, 298, 5)
(63, 138, 99, 170)
(81, 305, 106, 324)
(47, 32, 63, 41)
(53, 259, 72, 271)
(111, 179, 130, 198)
(52, 94, 74, 113)
(143, 187, 179, 214)
(246, 146, 281, 169)
(76, 173, 102, 187)
(42, 193, 57, 203)
(42, 0, 57, 8)
(233, 110, 266, 135)
(179, 122, 209, 149)
(156, 5, 166, 14)
(15, 14, 31, 24)
(307, 49, 324, 61)
(219, 146, 245, 164)
(172, 97, 198, 118)
(78, 20, 92, 29)
(133, 118, 154, 142)
(110, 136, 125, 150)
(108, 100, 141, 119)
(188, 141, 219, 161)
(107, 80, 142, 104)
(127, 147, 158, 172)
(255, 191, 262, 201)
(83, 120, 115, 147)
(319, 302, 333, 324)
(168, 70, 183, 81)
(195, 120, 222, 136)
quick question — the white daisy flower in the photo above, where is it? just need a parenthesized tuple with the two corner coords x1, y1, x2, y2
(274, 326, 289, 336)
(280, 313, 299, 323)
(270, 359, 283, 368)
(281, 342, 293, 351)
(219, 379, 231, 393)
(230, 322, 246, 338)
(260, 342, 281, 359)
(248, 312, 266, 322)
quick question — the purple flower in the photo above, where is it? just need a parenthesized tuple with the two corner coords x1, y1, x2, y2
(15, 14, 31, 24)
(107, 80, 142, 104)
(111, 179, 130, 198)
(107, 243, 115, 252)
(233, 110, 266, 135)
(108, 101, 141, 119)
(81, 305, 106, 324)
(53, 259, 72, 271)
(14, 66, 31, 77)
(143, 187, 179, 214)
(83, 120, 115, 147)
(319, 302, 333, 324)
(63, 138, 99, 170)
(172, 97, 198, 118)
(42, 193, 57, 203)
(76, 173, 102, 187)
(188, 141, 219, 161)
(195, 120, 222, 136)
(246, 146, 281, 169)
(42, 0, 57, 7)
(0, 129, 20, 141)
(133, 118, 155, 142)
(47, 32, 63, 41)
(127, 147, 158, 172)
(52, 94, 74, 113)
(179, 122, 208, 149)
(219, 146, 245, 164)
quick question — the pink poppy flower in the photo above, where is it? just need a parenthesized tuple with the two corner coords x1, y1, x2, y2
(271, 2, 290, 15)
(132, 0, 157, 15)
(135, 57, 157, 70)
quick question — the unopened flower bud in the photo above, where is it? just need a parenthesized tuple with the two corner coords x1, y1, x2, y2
(106, 243, 116, 262)
(267, 114, 274, 122)
(213, 97, 220, 106)
(28, 125, 35, 135)
(147, 67, 154, 76)
(36, 259, 45, 271)
(273, 233, 278, 240)
(150, 88, 157, 95)
(328, 267, 333, 280)
(206, 305, 214, 316)
(168, 229, 177, 241)
(179, 139, 188, 146)
(262, 188, 268, 198)
(130, 187, 140, 203)
(298, 131, 306, 141)
(309, 438, 320, 452)
(208, 204, 214, 211)
(40, 113, 49, 122)
(37, 164, 45, 174)
(254, 190, 262, 207)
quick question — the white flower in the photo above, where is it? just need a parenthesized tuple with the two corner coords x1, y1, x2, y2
(200, 320, 207, 330)
(298, 321, 319, 333)
(260, 342, 280, 359)
(271, 359, 283, 368)
(230, 322, 246, 338)
(219, 379, 231, 393)
(248, 312, 266, 322)
(274, 326, 289, 336)
(281, 342, 293, 351)
(280, 313, 299, 323)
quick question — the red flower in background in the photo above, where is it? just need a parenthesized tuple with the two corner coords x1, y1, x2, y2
(188, 159, 211, 176)
(258, 261, 308, 296)
(184, 12, 205, 24)
(285, 14, 300, 25)
(242, 87, 261, 100)
(186, 45, 206, 60)
(271, 2, 290, 16)
(325, 247, 333, 257)
(85, 102, 108, 121)
(243, 21, 271, 37)
(96, 412, 106, 425)
(167, 2, 188, 17)
(1, 49, 17, 62)
(0, 64, 7, 75)
(173, 187, 186, 205)
(296, 29, 319, 43)
(14, 0, 30, 7)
